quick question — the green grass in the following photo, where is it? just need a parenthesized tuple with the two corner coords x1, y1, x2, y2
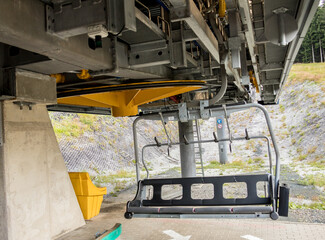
(287, 63, 325, 87)
(289, 201, 325, 210)
(95, 170, 136, 185)
(204, 159, 260, 172)
(279, 104, 285, 113)
(307, 146, 317, 154)
(299, 173, 325, 188)
(51, 114, 100, 139)
(171, 166, 181, 172)
(308, 159, 325, 170)
(247, 157, 265, 166)
(298, 154, 307, 161)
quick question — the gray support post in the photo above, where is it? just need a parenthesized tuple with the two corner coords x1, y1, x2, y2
(216, 116, 228, 164)
(178, 121, 196, 177)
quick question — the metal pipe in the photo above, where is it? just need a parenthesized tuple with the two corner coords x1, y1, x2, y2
(157, 16, 171, 36)
(208, 65, 227, 106)
(278, 13, 286, 46)
(178, 121, 196, 178)
(216, 115, 228, 164)
(133, 116, 144, 182)
(136, 0, 151, 20)
(133, 111, 179, 182)
(213, 103, 280, 205)
(141, 135, 273, 179)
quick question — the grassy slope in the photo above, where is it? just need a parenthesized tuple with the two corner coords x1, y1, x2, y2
(49, 63, 325, 201)
(280, 63, 325, 189)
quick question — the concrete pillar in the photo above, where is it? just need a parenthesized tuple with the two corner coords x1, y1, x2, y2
(0, 69, 85, 239)
(216, 116, 228, 164)
(178, 121, 196, 177)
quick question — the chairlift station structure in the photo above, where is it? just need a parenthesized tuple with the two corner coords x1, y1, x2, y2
(0, 0, 320, 239)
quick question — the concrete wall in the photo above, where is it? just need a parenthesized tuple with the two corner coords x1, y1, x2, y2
(0, 101, 85, 240)
(0, 130, 8, 240)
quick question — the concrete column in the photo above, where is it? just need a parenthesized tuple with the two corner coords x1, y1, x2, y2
(0, 101, 85, 240)
(178, 121, 196, 177)
(216, 116, 228, 164)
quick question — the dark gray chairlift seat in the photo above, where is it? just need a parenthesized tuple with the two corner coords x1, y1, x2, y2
(125, 104, 290, 220)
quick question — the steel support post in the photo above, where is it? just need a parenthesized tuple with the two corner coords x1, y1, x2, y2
(216, 115, 228, 164)
(178, 121, 196, 177)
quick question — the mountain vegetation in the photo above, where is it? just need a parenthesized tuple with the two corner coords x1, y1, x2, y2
(296, 4, 325, 63)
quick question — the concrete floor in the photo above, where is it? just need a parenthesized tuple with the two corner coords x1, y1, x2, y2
(57, 202, 325, 240)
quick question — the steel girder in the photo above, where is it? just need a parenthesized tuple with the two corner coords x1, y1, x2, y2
(0, 0, 114, 71)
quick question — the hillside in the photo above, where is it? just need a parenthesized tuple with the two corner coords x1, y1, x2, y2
(49, 63, 325, 217)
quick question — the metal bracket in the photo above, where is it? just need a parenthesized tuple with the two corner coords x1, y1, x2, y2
(129, 41, 170, 68)
(213, 132, 219, 143)
(46, 0, 136, 38)
(46, 5, 55, 34)
(200, 100, 209, 119)
(178, 102, 188, 122)
(222, 104, 232, 152)
(245, 128, 250, 140)
(13, 101, 35, 110)
(154, 137, 161, 147)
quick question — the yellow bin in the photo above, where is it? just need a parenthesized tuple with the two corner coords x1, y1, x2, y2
(69, 172, 107, 220)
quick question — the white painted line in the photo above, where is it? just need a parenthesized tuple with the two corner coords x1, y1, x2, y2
(163, 230, 191, 240)
(241, 235, 263, 240)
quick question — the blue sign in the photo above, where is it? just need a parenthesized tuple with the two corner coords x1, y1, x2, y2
(217, 119, 222, 124)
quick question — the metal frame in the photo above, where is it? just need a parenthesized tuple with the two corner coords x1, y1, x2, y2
(141, 134, 274, 179)
(128, 173, 272, 207)
(129, 103, 280, 219)
(0, 0, 114, 71)
(0, 0, 319, 107)
(170, 0, 220, 63)
(133, 103, 279, 183)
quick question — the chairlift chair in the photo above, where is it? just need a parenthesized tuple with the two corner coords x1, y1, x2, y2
(125, 103, 289, 220)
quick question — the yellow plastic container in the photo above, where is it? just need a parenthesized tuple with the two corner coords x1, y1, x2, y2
(69, 172, 107, 220)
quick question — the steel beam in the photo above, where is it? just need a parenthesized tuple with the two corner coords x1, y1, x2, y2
(275, 0, 320, 102)
(170, 0, 220, 63)
(261, 79, 280, 86)
(169, 0, 187, 7)
(170, 22, 187, 68)
(129, 41, 170, 68)
(260, 63, 283, 72)
(237, 0, 261, 86)
(0, 0, 114, 71)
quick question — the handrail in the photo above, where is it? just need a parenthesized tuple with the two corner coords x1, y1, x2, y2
(157, 16, 171, 37)
(136, 0, 151, 20)
(141, 134, 273, 180)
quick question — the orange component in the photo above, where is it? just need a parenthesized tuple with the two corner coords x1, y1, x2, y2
(249, 70, 260, 93)
(77, 69, 91, 80)
(219, 0, 226, 18)
(51, 73, 65, 84)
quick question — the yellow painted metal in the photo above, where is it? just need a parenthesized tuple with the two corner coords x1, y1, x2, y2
(58, 83, 202, 117)
(58, 96, 113, 108)
(51, 73, 65, 84)
(218, 0, 226, 18)
(77, 69, 91, 80)
(249, 70, 260, 93)
(69, 172, 107, 220)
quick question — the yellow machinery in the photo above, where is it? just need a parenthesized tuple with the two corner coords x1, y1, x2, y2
(69, 172, 107, 220)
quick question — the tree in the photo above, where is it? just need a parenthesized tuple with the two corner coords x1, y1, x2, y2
(295, 4, 325, 63)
